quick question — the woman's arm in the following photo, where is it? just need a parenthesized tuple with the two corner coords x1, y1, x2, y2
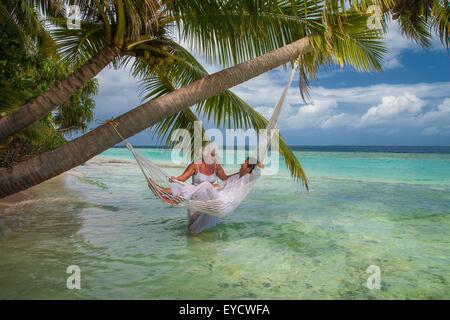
(170, 163, 196, 182)
(215, 164, 229, 181)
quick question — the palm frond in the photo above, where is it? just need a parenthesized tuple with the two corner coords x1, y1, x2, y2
(317, 6, 387, 71)
(166, 0, 324, 67)
(397, 12, 432, 47)
(27, 0, 64, 17)
(431, 0, 450, 49)
(348, 0, 449, 49)
(0, 0, 58, 56)
(51, 21, 106, 67)
(130, 43, 309, 187)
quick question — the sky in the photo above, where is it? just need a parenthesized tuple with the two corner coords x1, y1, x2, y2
(85, 22, 450, 146)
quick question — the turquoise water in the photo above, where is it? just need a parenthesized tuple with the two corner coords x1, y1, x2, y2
(0, 148, 449, 299)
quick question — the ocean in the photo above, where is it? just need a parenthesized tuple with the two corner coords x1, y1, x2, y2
(0, 146, 449, 299)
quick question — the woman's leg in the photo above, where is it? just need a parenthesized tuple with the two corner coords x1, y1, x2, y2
(147, 180, 181, 205)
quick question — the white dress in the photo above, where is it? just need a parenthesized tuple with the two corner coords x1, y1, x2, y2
(170, 164, 221, 234)
(169, 166, 260, 234)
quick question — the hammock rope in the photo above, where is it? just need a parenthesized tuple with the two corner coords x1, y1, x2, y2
(104, 60, 299, 217)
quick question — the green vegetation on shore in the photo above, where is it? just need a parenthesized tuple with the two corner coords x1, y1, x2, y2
(0, 28, 97, 166)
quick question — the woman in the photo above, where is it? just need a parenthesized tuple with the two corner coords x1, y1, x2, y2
(168, 143, 229, 234)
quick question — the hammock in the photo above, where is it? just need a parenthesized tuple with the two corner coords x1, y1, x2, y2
(111, 62, 298, 218)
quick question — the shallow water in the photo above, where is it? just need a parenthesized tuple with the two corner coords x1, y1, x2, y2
(1, 148, 449, 299)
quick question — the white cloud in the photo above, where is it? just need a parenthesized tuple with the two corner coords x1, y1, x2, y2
(94, 64, 142, 116)
(285, 99, 338, 129)
(320, 113, 357, 129)
(232, 63, 450, 109)
(438, 98, 450, 112)
(422, 127, 440, 135)
(353, 95, 450, 134)
(311, 82, 450, 105)
(382, 22, 414, 69)
(245, 73, 450, 135)
(256, 99, 338, 129)
(382, 20, 445, 70)
(254, 106, 275, 120)
(358, 94, 426, 127)
(415, 98, 450, 134)
(383, 57, 403, 70)
(96, 65, 140, 94)
(87, 29, 449, 142)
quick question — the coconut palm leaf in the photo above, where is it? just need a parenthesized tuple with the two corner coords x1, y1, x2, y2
(125, 3, 386, 188)
(325, 9, 386, 71)
(50, 21, 107, 66)
(0, 0, 58, 56)
(347, 0, 450, 49)
(430, 0, 450, 49)
(166, 0, 325, 66)
(397, 12, 433, 47)
(125, 44, 309, 188)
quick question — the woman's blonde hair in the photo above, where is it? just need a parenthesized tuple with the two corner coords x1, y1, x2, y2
(201, 143, 218, 165)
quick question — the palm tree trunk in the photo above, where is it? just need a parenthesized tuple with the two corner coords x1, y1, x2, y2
(0, 46, 121, 140)
(0, 37, 310, 198)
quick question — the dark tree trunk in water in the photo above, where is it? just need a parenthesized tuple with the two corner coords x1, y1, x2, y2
(0, 46, 121, 140)
(0, 37, 311, 198)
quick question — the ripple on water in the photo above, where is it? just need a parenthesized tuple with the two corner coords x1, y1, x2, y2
(1, 150, 450, 299)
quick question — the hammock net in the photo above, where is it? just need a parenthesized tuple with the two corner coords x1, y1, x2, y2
(122, 63, 297, 217)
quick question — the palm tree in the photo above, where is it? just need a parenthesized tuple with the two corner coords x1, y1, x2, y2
(0, 0, 384, 195)
(0, 0, 391, 197)
(348, 0, 449, 48)
(0, 0, 367, 140)
(1, 0, 447, 198)
(0, 37, 309, 197)
(0, 0, 61, 57)
(0, 0, 98, 167)
(0, 1, 182, 138)
(390, 0, 449, 48)
(5, 0, 447, 198)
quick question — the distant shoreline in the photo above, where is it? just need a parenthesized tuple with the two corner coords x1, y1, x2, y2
(109, 145, 450, 154)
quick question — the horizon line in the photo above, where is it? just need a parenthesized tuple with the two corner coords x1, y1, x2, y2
(111, 144, 450, 148)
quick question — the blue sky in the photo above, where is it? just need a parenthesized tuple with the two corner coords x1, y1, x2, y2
(87, 22, 450, 146)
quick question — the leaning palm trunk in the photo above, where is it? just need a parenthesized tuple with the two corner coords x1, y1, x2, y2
(0, 37, 310, 198)
(0, 46, 121, 140)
